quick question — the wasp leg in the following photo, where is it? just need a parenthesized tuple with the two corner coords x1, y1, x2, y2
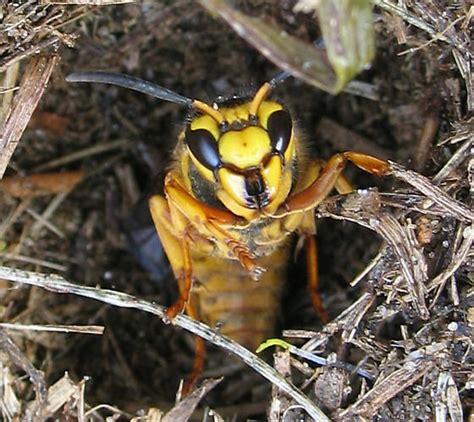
(335, 172, 353, 195)
(284, 152, 389, 213)
(165, 173, 240, 225)
(165, 172, 265, 279)
(149, 194, 193, 319)
(296, 160, 356, 322)
(149, 194, 206, 393)
(165, 237, 193, 319)
(295, 209, 330, 322)
(304, 235, 330, 323)
(182, 299, 206, 395)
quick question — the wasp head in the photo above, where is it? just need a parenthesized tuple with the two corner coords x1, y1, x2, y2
(184, 87, 296, 218)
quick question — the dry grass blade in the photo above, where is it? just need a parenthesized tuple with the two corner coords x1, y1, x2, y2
(29, 192, 69, 239)
(452, 48, 473, 112)
(33, 139, 129, 172)
(0, 63, 20, 124)
(0, 55, 58, 178)
(374, 213, 428, 318)
(269, 349, 292, 421)
(162, 378, 222, 422)
(432, 136, 472, 184)
(435, 372, 464, 422)
(0, 266, 331, 422)
(41, 0, 137, 3)
(389, 162, 473, 222)
(0, 253, 68, 272)
(338, 343, 444, 420)
(0, 198, 31, 239)
(0, 323, 104, 335)
(331, 292, 375, 343)
(0, 329, 47, 420)
(317, 189, 430, 318)
(374, 0, 447, 41)
(427, 224, 473, 295)
(0, 38, 61, 74)
(0, 363, 21, 420)
(35, 373, 84, 419)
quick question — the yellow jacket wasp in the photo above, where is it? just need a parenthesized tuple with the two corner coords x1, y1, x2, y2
(67, 70, 390, 390)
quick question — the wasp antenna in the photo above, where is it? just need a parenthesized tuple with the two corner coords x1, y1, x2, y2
(249, 70, 290, 117)
(192, 100, 226, 124)
(249, 82, 272, 117)
(66, 71, 193, 107)
(269, 70, 291, 87)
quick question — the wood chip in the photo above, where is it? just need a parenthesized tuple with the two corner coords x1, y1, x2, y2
(0, 170, 85, 198)
(0, 55, 58, 178)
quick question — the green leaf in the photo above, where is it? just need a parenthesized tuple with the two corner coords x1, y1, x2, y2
(199, 0, 374, 94)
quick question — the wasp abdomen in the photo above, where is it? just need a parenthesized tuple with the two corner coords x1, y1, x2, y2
(191, 246, 289, 350)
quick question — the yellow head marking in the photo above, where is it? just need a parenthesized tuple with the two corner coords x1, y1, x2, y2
(257, 101, 283, 128)
(219, 126, 272, 168)
(190, 114, 220, 140)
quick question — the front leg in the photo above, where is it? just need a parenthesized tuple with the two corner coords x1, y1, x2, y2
(289, 154, 388, 321)
(164, 172, 265, 279)
(282, 152, 390, 214)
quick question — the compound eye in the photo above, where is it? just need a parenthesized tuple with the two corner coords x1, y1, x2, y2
(185, 129, 221, 170)
(267, 109, 292, 155)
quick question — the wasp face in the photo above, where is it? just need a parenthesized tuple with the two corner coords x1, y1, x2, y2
(183, 100, 295, 217)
